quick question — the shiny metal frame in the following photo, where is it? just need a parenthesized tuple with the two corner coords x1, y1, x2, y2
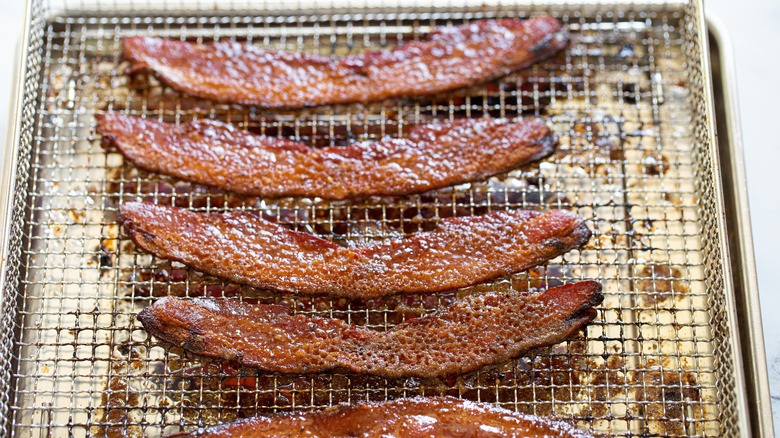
(0, 0, 769, 436)
(707, 16, 773, 438)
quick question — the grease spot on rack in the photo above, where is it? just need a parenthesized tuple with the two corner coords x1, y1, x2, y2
(67, 209, 85, 224)
(91, 377, 142, 438)
(635, 264, 690, 306)
(631, 358, 702, 436)
(642, 154, 669, 176)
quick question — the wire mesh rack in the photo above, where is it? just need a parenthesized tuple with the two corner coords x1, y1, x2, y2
(0, 0, 747, 436)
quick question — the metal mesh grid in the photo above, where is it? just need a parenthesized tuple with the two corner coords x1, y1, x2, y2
(0, 0, 743, 436)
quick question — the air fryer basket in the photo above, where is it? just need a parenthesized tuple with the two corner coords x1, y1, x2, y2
(0, 0, 756, 436)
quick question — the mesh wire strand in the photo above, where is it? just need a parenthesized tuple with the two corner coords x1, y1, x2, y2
(0, 0, 741, 437)
(0, 0, 47, 435)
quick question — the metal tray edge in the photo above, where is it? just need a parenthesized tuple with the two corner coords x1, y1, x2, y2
(0, 1, 35, 435)
(0, 0, 30, 312)
(707, 14, 774, 438)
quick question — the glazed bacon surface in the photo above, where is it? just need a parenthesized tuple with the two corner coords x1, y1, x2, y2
(120, 202, 592, 299)
(98, 114, 557, 200)
(139, 281, 603, 378)
(122, 17, 568, 108)
(166, 396, 594, 437)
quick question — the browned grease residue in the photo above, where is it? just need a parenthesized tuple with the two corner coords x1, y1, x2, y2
(553, 121, 621, 179)
(635, 264, 690, 306)
(512, 343, 590, 416)
(642, 153, 670, 176)
(631, 358, 702, 436)
(93, 338, 706, 436)
(91, 377, 142, 438)
(67, 208, 85, 224)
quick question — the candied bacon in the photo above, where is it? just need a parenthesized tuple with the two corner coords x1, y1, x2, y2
(98, 114, 556, 200)
(166, 396, 592, 437)
(120, 202, 592, 299)
(139, 281, 603, 378)
(123, 17, 568, 108)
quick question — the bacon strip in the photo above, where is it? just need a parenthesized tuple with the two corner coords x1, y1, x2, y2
(139, 281, 602, 378)
(166, 396, 593, 437)
(120, 202, 591, 299)
(98, 114, 557, 200)
(122, 17, 568, 108)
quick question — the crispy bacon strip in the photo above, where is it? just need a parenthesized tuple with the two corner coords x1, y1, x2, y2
(139, 281, 603, 378)
(166, 396, 593, 437)
(98, 114, 557, 200)
(122, 17, 568, 108)
(120, 202, 591, 299)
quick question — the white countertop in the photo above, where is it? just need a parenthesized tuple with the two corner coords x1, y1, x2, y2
(0, 0, 777, 432)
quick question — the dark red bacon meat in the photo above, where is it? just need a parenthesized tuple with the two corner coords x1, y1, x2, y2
(123, 17, 568, 108)
(139, 281, 603, 378)
(166, 396, 593, 437)
(98, 114, 556, 200)
(120, 202, 592, 299)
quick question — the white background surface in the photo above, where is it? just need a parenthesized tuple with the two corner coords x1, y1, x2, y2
(0, 0, 778, 431)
